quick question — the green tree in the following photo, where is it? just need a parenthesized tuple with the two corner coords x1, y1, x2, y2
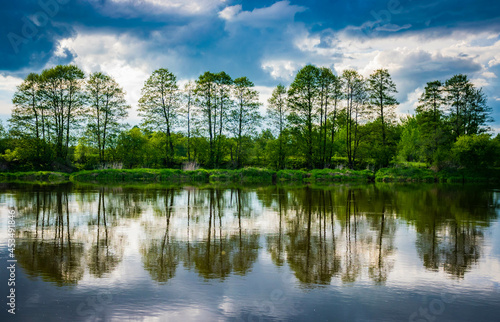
(213, 72, 233, 167)
(86, 72, 130, 164)
(229, 77, 261, 168)
(452, 134, 496, 169)
(288, 64, 320, 168)
(138, 68, 179, 167)
(181, 81, 195, 162)
(317, 67, 341, 167)
(267, 84, 288, 169)
(396, 116, 421, 162)
(115, 127, 148, 168)
(367, 69, 398, 167)
(342, 69, 366, 169)
(40, 65, 86, 160)
(194, 72, 217, 167)
(11, 73, 45, 140)
(416, 80, 446, 163)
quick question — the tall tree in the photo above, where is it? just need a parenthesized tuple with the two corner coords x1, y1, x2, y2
(40, 65, 86, 160)
(317, 67, 341, 167)
(11, 73, 44, 140)
(342, 69, 366, 169)
(138, 68, 179, 167)
(230, 77, 261, 168)
(327, 73, 343, 165)
(288, 64, 320, 169)
(445, 74, 492, 139)
(416, 80, 446, 162)
(194, 72, 217, 167)
(182, 81, 195, 162)
(267, 84, 288, 169)
(213, 72, 233, 167)
(445, 74, 468, 140)
(367, 68, 398, 167)
(86, 72, 130, 163)
(463, 87, 492, 135)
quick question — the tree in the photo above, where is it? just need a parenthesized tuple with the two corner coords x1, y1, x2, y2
(213, 72, 233, 167)
(452, 134, 496, 170)
(445, 74, 493, 140)
(267, 84, 288, 169)
(40, 65, 86, 160)
(181, 81, 195, 162)
(416, 80, 447, 163)
(115, 127, 148, 168)
(342, 69, 366, 169)
(445, 74, 469, 140)
(11, 73, 44, 140)
(325, 71, 343, 166)
(194, 72, 217, 167)
(367, 69, 398, 167)
(463, 87, 492, 135)
(86, 72, 130, 164)
(9, 72, 52, 166)
(396, 116, 421, 162)
(317, 67, 341, 167)
(229, 77, 261, 168)
(288, 64, 320, 169)
(138, 68, 179, 167)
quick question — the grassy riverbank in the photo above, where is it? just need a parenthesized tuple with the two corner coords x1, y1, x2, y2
(0, 168, 374, 184)
(375, 166, 500, 183)
(1, 166, 498, 184)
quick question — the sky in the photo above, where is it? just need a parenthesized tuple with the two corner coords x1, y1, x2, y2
(1, 0, 500, 132)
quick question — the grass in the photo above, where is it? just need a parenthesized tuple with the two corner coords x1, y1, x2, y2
(2, 166, 497, 185)
(375, 166, 500, 183)
(375, 167, 436, 182)
(0, 171, 70, 182)
(310, 169, 374, 182)
(0, 167, 375, 185)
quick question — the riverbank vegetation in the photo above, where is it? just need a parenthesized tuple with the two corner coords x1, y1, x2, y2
(0, 64, 498, 179)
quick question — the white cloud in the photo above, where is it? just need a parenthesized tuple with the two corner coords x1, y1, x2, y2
(261, 60, 303, 81)
(107, 0, 227, 16)
(218, 4, 241, 21)
(0, 74, 23, 116)
(0, 74, 23, 92)
(54, 32, 165, 123)
(397, 87, 424, 116)
(219, 1, 306, 30)
(286, 27, 500, 119)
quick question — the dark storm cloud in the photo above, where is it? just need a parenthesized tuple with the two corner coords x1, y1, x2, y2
(1, 0, 499, 130)
(2, 0, 499, 76)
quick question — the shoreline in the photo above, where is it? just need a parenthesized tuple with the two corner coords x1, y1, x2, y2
(0, 167, 498, 185)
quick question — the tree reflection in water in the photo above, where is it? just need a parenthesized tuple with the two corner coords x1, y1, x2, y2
(10, 183, 498, 288)
(16, 189, 85, 286)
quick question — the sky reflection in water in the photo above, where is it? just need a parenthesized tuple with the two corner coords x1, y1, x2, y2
(1, 183, 499, 321)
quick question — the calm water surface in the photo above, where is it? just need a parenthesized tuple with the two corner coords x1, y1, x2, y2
(1, 183, 500, 321)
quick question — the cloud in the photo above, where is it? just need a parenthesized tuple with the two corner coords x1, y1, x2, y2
(261, 60, 303, 81)
(94, 0, 227, 18)
(1, 0, 500, 132)
(0, 74, 23, 92)
(219, 1, 306, 30)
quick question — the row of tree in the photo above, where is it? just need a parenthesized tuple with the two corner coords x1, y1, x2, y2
(2, 64, 496, 171)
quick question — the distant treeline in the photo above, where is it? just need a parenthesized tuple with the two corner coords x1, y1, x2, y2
(0, 64, 498, 172)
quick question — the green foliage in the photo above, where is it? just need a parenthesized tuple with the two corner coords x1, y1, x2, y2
(452, 134, 497, 169)
(139, 68, 179, 166)
(85, 72, 129, 163)
(397, 116, 421, 162)
(375, 166, 436, 182)
(0, 171, 69, 182)
(310, 168, 373, 182)
(4, 65, 496, 179)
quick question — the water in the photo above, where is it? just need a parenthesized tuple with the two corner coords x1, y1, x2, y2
(1, 183, 499, 321)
